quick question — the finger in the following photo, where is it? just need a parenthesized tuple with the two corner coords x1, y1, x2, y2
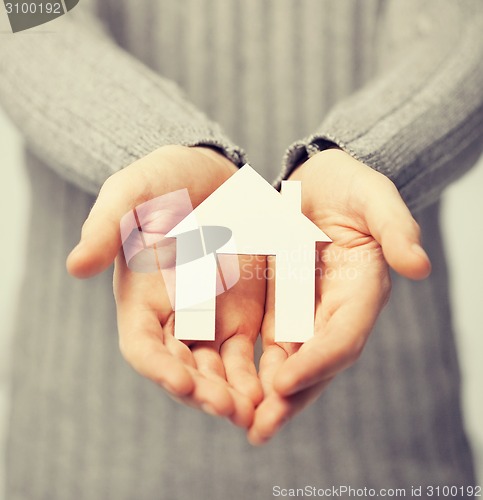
(163, 329, 197, 369)
(364, 176, 431, 280)
(188, 369, 254, 427)
(221, 335, 263, 405)
(191, 343, 256, 426)
(191, 343, 227, 380)
(226, 386, 256, 428)
(172, 374, 254, 428)
(67, 169, 151, 278)
(117, 307, 194, 397)
(179, 367, 236, 418)
(185, 345, 236, 415)
(247, 379, 332, 446)
(257, 344, 288, 395)
(114, 260, 236, 417)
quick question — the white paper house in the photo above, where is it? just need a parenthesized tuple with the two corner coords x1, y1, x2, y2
(166, 164, 331, 343)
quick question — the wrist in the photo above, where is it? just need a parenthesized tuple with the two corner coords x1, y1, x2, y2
(289, 148, 354, 182)
(289, 148, 389, 220)
(191, 145, 238, 174)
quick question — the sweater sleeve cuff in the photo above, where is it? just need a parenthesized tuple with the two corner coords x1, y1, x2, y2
(274, 134, 340, 190)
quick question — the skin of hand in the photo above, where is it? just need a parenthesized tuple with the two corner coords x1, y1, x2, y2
(66, 145, 265, 428)
(248, 148, 432, 445)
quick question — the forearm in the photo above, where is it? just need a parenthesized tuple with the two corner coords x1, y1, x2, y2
(0, 7, 245, 195)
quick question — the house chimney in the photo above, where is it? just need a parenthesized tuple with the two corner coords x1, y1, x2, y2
(281, 180, 302, 212)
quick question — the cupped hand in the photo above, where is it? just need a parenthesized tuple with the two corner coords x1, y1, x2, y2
(248, 148, 431, 444)
(67, 145, 265, 427)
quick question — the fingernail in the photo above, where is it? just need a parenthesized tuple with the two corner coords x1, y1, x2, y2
(201, 403, 219, 416)
(411, 243, 428, 260)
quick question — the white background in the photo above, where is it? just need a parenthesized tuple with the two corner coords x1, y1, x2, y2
(1, 109, 482, 495)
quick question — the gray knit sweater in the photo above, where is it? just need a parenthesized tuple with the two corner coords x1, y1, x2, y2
(1, 1, 482, 499)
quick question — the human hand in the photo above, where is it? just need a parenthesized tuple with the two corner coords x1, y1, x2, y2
(248, 148, 431, 444)
(67, 145, 265, 427)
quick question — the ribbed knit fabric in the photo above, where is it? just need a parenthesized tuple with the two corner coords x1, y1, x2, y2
(1, 1, 481, 499)
(279, 0, 483, 212)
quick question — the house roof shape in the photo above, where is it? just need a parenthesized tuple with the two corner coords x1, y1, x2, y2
(166, 164, 331, 255)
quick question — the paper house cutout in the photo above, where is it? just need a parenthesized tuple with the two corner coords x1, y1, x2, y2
(166, 164, 331, 343)
(120, 189, 240, 317)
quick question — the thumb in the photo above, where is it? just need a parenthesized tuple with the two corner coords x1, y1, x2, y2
(365, 179, 431, 280)
(66, 171, 144, 279)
